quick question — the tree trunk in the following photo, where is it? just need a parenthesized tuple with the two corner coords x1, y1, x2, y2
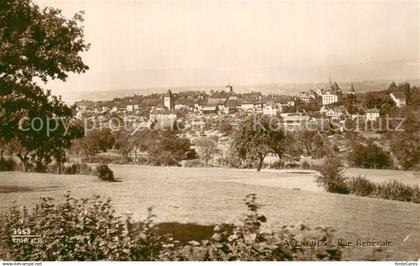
(132, 147, 138, 165)
(257, 156, 264, 172)
(17, 151, 31, 172)
(21, 158, 29, 172)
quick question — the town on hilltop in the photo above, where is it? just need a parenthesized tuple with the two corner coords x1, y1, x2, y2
(73, 80, 416, 133)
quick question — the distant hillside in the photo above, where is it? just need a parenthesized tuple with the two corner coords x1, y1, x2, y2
(58, 79, 420, 104)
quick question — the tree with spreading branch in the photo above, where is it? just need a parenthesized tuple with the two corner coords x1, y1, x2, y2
(0, 0, 89, 171)
(232, 114, 285, 171)
(195, 137, 219, 165)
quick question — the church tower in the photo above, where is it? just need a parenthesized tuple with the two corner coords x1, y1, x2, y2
(349, 83, 356, 95)
(164, 89, 175, 110)
(226, 82, 233, 93)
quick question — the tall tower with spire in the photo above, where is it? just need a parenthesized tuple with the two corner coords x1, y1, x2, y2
(226, 82, 233, 93)
(329, 73, 332, 87)
(349, 83, 356, 95)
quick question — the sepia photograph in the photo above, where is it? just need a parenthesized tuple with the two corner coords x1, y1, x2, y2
(0, 0, 419, 263)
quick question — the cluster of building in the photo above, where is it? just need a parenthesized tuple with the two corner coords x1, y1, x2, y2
(74, 81, 407, 131)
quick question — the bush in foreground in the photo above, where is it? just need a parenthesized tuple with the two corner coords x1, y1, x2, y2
(96, 164, 115, 181)
(0, 194, 342, 261)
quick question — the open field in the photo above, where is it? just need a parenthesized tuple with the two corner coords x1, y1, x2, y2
(0, 165, 419, 260)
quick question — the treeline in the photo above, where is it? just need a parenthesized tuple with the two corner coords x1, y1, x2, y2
(63, 114, 332, 172)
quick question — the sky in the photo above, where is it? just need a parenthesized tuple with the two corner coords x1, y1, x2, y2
(35, 0, 420, 95)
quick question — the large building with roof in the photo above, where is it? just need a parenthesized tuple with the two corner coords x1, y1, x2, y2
(390, 92, 406, 107)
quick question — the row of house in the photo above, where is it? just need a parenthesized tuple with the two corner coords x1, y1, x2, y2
(75, 81, 407, 130)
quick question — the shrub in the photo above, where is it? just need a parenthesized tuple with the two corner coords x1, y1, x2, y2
(347, 176, 376, 196)
(0, 194, 343, 261)
(301, 161, 310, 170)
(315, 156, 350, 194)
(0, 194, 168, 260)
(374, 180, 416, 202)
(0, 158, 16, 171)
(322, 175, 420, 204)
(96, 164, 115, 181)
(411, 186, 420, 204)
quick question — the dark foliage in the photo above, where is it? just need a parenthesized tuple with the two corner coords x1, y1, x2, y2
(375, 181, 420, 203)
(147, 132, 196, 166)
(390, 110, 420, 170)
(321, 174, 420, 204)
(96, 164, 115, 182)
(315, 156, 349, 194)
(347, 176, 376, 196)
(348, 142, 392, 169)
(0, 158, 16, 171)
(232, 114, 285, 171)
(0, 0, 89, 172)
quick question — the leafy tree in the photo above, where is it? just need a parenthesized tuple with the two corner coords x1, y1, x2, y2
(91, 128, 115, 152)
(114, 130, 132, 161)
(75, 129, 116, 159)
(348, 141, 392, 169)
(48, 119, 84, 173)
(391, 110, 420, 170)
(363, 91, 393, 110)
(296, 131, 328, 159)
(282, 134, 303, 162)
(0, 0, 89, 82)
(232, 115, 285, 171)
(195, 137, 219, 165)
(148, 132, 196, 166)
(342, 93, 357, 114)
(407, 86, 420, 106)
(0, 0, 89, 170)
(129, 129, 160, 164)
